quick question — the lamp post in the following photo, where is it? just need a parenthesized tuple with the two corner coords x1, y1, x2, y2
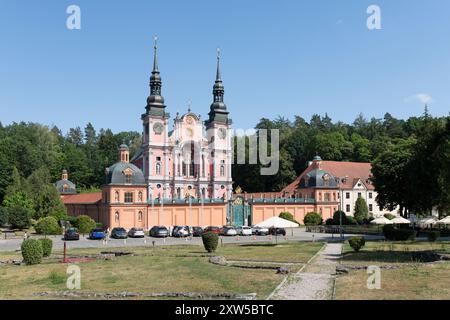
(340, 211, 343, 241)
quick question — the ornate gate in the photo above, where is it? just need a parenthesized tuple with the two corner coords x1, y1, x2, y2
(229, 196, 252, 227)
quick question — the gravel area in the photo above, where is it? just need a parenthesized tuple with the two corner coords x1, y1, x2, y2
(271, 243, 342, 300)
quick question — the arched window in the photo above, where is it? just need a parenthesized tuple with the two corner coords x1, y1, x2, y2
(156, 162, 162, 175)
(115, 191, 120, 202)
(220, 160, 225, 177)
(63, 184, 69, 193)
(125, 173, 132, 184)
(138, 211, 143, 222)
(115, 211, 120, 223)
(177, 188, 181, 199)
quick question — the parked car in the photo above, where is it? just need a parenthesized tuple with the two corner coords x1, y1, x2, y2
(253, 226, 269, 236)
(221, 226, 237, 236)
(128, 227, 145, 238)
(203, 226, 221, 234)
(192, 226, 204, 237)
(173, 226, 190, 238)
(236, 226, 253, 236)
(89, 228, 105, 240)
(269, 227, 286, 236)
(111, 227, 128, 239)
(149, 226, 169, 238)
(64, 227, 80, 241)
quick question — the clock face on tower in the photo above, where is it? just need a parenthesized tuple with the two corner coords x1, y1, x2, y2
(153, 122, 164, 134)
(218, 128, 227, 139)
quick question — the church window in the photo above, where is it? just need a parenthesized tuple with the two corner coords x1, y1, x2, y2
(125, 172, 132, 184)
(157, 184, 162, 189)
(124, 192, 134, 203)
(220, 160, 225, 177)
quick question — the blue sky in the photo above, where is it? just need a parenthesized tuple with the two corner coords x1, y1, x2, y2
(1, 0, 450, 134)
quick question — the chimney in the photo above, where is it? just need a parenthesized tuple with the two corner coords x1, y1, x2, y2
(119, 144, 130, 163)
(61, 169, 68, 180)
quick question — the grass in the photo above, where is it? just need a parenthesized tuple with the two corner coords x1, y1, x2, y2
(0, 241, 323, 300)
(335, 240, 450, 300)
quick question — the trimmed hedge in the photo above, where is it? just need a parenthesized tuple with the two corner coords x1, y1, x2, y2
(38, 238, 53, 257)
(21, 239, 43, 265)
(348, 236, 366, 252)
(201, 232, 219, 253)
(303, 212, 323, 226)
(383, 225, 416, 241)
(35, 216, 61, 235)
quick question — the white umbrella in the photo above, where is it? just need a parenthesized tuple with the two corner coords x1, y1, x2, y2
(254, 217, 299, 244)
(418, 217, 438, 225)
(370, 217, 394, 225)
(391, 216, 411, 224)
(255, 216, 299, 228)
(436, 216, 450, 225)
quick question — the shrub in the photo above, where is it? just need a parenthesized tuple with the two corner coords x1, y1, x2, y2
(383, 225, 416, 241)
(346, 216, 358, 225)
(21, 239, 43, 265)
(426, 231, 440, 242)
(0, 207, 9, 226)
(354, 198, 369, 224)
(303, 212, 323, 226)
(201, 232, 219, 253)
(8, 206, 32, 229)
(332, 211, 347, 225)
(325, 218, 334, 226)
(348, 236, 366, 252)
(384, 213, 396, 220)
(279, 212, 299, 224)
(35, 216, 61, 235)
(38, 238, 53, 257)
(75, 215, 96, 235)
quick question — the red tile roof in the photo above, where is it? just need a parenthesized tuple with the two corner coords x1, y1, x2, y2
(283, 160, 374, 194)
(61, 192, 102, 204)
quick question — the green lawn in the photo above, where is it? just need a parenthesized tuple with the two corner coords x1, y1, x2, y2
(0, 241, 323, 300)
(335, 241, 450, 300)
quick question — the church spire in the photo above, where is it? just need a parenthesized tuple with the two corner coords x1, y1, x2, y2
(146, 35, 166, 114)
(206, 48, 230, 127)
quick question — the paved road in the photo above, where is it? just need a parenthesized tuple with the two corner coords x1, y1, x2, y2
(0, 230, 383, 252)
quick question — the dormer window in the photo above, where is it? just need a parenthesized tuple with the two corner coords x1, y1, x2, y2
(125, 173, 132, 184)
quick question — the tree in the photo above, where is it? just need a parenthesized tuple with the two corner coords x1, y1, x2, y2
(34, 184, 67, 220)
(0, 207, 9, 226)
(8, 206, 31, 229)
(354, 197, 369, 224)
(35, 216, 62, 235)
(75, 215, 96, 235)
(2, 192, 34, 215)
(303, 212, 323, 226)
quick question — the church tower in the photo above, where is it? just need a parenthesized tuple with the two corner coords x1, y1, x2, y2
(142, 37, 171, 200)
(205, 49, 233, 200)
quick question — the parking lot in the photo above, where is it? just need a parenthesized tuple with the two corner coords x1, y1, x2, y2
(0, 228, 384, 252)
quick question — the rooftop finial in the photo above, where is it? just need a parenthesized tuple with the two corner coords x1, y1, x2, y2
(153, 35, 159, 72)
(188, 99, 192, 113)
(216, 47, 221, 81)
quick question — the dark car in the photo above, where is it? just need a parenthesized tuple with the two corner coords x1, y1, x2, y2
(89, 228, 105, 240)
(203, 226, 221, 234)
(149, 226, 169, 238)
(172, 226, 190, 238)
(111, 227, 128, 239)
(269, 227, 286, 236)
(64, 227, 80, 241)
(192, 226, 203, 237)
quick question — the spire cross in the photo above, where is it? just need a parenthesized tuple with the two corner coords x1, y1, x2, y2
(154, 35, 158, 50)
(188, 99, 192, 113)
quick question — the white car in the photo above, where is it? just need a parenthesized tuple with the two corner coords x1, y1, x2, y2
(128, 227, 145, 238)
(237, 226, 252, 236)
(222, 226, 238, 236)
(253, 226, 269, 236)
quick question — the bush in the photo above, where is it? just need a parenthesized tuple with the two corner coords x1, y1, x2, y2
(384, 213, 396, 220)
(325, 218, 334, 226)
(21, 239, 43, 265)
(348, 236, 366, 252)
(303, 212, 323, 226)
(8, 206, 32, 230)
(201, 232, 219, 253)
(0, 207, 9, 227)
(332, 211, 347, 225)
(425, 231, 440, 242)
(35, 216, 61, 235)
(346, 216, 358, 225)
(75, 215, 97, 235)
(279, 212, 299, 224)
(354, 198, 369, 224)
(38, 238, 53, 257)
(383, 225, 416, 241)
